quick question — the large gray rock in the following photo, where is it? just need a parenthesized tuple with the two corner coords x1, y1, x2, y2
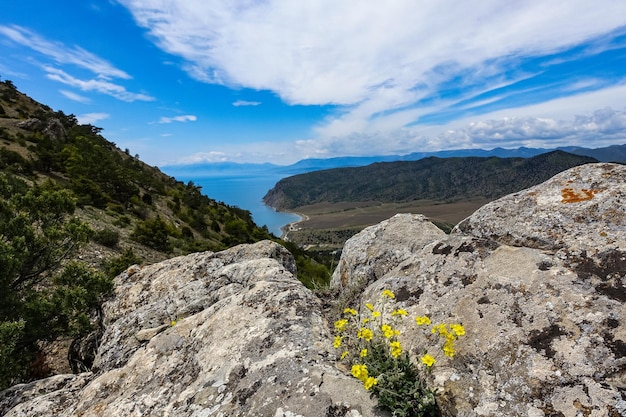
(1, 241, 380, 417)
(334, 163, 626, 417)
(2, 163, 625, 417)
(331, 213, 446, 291)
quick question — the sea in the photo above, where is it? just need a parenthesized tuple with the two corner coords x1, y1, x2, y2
(171, 172, 300, 238)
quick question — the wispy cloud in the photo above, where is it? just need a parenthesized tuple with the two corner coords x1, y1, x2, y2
(120, 0, 626, 155)
(0, 25, 130, 79)
(232, 100, 261, 107)
(0, 24, 154, 102)
(60, 89, 91, 103)
(45, 66, 154, 102)
(158, 114, 197, 123)
(76, 112, 110, 125)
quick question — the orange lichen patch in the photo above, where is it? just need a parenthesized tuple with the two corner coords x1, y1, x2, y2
(561, 187, 600, 203)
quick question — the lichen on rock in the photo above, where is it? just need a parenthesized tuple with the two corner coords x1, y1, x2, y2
(1, 163, 625, 417)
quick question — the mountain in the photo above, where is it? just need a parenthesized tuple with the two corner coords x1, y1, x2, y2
(162, 144, 626, 180)
(0, 80, 277, 263)
(0, 80, 330, 389)
(559, 144, 626, 163)
(263, 151, 599, 210)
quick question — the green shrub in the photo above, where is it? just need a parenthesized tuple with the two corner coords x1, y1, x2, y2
(112, 215, 131, 228)
(131, 216, 174, 252)
(93, 228, 120, 247)
(102, 248, 142, 278)
(0, 172, 112, 388)
(107, 202, 126, 214)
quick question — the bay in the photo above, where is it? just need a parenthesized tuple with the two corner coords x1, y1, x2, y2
(172, 172, 300, 237)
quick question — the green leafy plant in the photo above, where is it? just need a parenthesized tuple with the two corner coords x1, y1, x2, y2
(0, 172, 113, 389)
(102, 248, 142, 278)
(93, 227, 120, 247)
(334, 290, 465, 417)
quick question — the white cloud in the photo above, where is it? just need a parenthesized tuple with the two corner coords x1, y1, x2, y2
(179, 151, 230, 164)
(119, 1, 626, 106)
(118, 0, 626, 156)
(45, 66, 154, 102)
(0, 25, 130, 79)
(59, 89, 91, 103)
(232, 100, 261, 107)
(158, 114, 197, 123)
(76, 112, 110, 125)
(0, 25, 155, 103)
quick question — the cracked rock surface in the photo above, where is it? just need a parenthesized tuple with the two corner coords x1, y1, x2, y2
(2, 163, 625, 417)
(1, 241, 379, 417)
(333, 163, 626, 417)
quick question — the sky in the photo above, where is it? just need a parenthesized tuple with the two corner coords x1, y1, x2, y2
(1, 1, 626, 167)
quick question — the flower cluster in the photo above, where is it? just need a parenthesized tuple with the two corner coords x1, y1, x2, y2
(333, 289, 466, 416)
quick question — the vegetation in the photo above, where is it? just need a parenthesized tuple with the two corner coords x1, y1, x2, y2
(334, 290, 465, 416)
(264, 152, 598, 210)
(0, 172, 113, 389)
(0, 79, 332, 389)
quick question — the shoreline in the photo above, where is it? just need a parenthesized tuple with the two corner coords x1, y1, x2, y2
(280, 212, 308, 240)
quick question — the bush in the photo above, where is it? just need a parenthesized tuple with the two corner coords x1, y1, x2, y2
(112, 215, 131, 228)
(0, 173, 113, 389)
(131, 216, 173, 252)
(93, 228, 120, 247)
(102, 248, 142, 278)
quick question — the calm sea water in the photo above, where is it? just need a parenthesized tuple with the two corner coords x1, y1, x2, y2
(174, 173, 300, 237)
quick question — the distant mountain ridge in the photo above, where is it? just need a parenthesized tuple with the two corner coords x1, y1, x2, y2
(263, 151, 600, 210)
(162, 143, 626, 178)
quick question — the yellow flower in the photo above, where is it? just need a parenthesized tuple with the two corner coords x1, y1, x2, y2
(333, 336, 342, 349)
(372, 311, 381, 318)
(343, 308, 358, 316)
(170, 320, 177, 327)
(451, 324, 465, 336)
(432, 323, 449, 337)
(340, 351, 349, 360)
(334, 319, 348, 332)
(351, 364, 369, 381)
(365, 303, 375, 311)
(421, 354, 436, 367)
(363, 376, 378, 390)
(390, 341, 403, 358)
(382, 289, 395, 299)
(415, 315, 431, 326)
(443, 343, 456, 357)
(391, 309, 408, 316)
(357, 327, 373, 341)
(360, 348, 368, 358)
(362, 318, 371, 324)
(381, 324, 395, 339)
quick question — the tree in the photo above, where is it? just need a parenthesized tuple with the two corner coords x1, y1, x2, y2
(0, 173, 113, 389)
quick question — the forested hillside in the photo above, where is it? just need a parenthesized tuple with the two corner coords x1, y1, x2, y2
(264, 151, 599, 210)
(0, 80, 329, 389)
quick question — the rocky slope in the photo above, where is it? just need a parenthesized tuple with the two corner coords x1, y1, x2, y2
(1, 162, 625, 416)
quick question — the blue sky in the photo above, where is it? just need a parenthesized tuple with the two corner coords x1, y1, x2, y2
(1, 1, 626, 167)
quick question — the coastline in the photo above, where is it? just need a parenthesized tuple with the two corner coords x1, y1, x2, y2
(280, 212, 308, 240)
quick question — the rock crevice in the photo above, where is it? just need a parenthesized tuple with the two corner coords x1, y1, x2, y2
(2, 163, 625, 417)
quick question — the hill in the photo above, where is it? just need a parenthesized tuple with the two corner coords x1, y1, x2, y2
(263, 151, 599, 211)
(0, 80, 329, 389)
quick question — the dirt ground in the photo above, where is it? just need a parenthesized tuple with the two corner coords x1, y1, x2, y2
(291, 199, 490, 229)
(282, 198, 491, 249)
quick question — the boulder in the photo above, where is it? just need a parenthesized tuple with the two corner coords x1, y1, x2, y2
(335, 163, 626, 417)
(2, 163, 625, 417)
(1, 241, 381, 417)
(330, 213, 446, 291)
